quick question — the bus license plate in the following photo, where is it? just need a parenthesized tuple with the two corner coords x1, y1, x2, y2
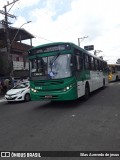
(45, 95, 52, 99)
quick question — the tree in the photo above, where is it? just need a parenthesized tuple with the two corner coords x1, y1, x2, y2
(116, 58, 120, 64)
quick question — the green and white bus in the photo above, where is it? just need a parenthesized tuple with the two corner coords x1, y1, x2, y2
(28, 42, 108, 101)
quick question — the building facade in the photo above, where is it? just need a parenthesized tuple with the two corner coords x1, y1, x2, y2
(0, 22, 34, 78)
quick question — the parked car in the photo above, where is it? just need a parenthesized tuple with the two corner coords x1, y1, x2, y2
(5, 81, 31, 102)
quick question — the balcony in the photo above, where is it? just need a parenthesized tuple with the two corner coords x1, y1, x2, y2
(13, 61, 29, 70)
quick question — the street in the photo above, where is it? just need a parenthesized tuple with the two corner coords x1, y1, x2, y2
(0, 81, 120, 159)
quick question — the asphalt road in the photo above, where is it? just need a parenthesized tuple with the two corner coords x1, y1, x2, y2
(0, 81, 120, 160)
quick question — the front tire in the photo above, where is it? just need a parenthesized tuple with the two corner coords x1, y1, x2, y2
(24, 93, 31, 102)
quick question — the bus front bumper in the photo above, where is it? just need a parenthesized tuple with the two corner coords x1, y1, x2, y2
(30, 87, 77, 101)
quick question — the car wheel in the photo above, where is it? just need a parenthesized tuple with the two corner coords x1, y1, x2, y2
(24, 93, 31, 102)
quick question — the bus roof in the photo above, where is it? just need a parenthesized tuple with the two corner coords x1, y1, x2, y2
(29, 42, 106, 62)
(108, 64, 120, 66)
(29, 42, 70, 50)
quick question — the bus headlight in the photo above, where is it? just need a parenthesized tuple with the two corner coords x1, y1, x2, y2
(66, 86, 70, 90)
(63, 85, 73, 92)
(31, 88, 38, 93)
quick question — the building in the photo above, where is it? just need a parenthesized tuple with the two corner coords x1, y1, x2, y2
(0, 21, 34, 78)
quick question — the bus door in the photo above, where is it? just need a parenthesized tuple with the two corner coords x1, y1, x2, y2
(90, 57, 99, 90)
(92, 59, 102, 89)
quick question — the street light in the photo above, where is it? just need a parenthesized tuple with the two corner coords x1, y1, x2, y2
(9, 21, 32, 76)
(78, 36, 88, 47)
(11, 21, 32, 45)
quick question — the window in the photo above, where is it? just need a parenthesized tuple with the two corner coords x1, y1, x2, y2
(99, 61, 103, 71)
(94, 59, 99, 70)
(30, 54, 72, 79)
(117, 65, 120, 71)
(74, 49, 83, 70)
(112, 66, 116, 73)
(76, 55, 81, 70)
(91, 57, 94, 70)
(102, 62, 108, 72)
(84, 54, 90, 69)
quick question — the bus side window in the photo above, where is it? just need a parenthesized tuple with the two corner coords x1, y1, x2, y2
(93, 58, 96, 70)
(88, 56, 91, 69)
(97, 60, 100, 71)
(84, 54, 90, 70)
(94, 59, 96, 70)
(118, 65, 120, 71)
(94, 59, 99, 71)
(91, 57, 94, 70)
(75, 55, 82, 70)
(31, 59, 37, 72)
(101, 62, 104, 71)
(74, 50, 83, 70)
(112, 66, 115, 73)
(76, 55, 81, 70)
(99, 61, 102, 71)
(80, 52, 83, 70)
(94, 59, 99, 70)
(103, 62, 108, 72)
(116, 66, 118, 71)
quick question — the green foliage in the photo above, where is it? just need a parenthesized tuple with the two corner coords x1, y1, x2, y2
(116, 59, 120, 64)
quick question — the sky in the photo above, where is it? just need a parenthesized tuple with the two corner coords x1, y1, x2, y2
(0, 0, 120, 64)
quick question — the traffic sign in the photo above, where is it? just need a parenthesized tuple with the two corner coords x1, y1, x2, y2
(84, 45, 94, 51)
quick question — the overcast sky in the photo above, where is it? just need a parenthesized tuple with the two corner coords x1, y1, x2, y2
(0, 0, 120, 63)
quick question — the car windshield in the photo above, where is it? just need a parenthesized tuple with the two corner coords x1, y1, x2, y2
(30, 54, 72, 80)
(13, 82, 29, 89)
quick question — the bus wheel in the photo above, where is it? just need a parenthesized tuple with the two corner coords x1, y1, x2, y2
(116, 76, 118, 81)
(83, 84, 89, 101)
(102, 79, 105, 88)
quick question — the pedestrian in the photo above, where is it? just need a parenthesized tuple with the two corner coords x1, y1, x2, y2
(1, 80, 7, 95)
(0, 80, 3, 96)
(4, 78, 9, 91)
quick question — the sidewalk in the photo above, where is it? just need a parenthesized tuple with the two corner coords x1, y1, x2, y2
(0, 96, 5, 102)
(0, 95, 4, 99)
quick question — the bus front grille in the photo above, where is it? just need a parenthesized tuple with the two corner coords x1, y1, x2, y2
(34, 80, 64, 86)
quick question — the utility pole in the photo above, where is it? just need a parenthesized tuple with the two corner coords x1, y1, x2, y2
(1, 0, 18, 52)
(78, 36, 88, 47)
(0, 0, 19, 76)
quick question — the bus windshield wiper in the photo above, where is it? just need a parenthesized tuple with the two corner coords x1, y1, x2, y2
(49, 52, 60, 66)
(49, 52, 60, 78)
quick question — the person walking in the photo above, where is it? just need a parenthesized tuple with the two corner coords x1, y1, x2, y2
(0, 80, 3, 96)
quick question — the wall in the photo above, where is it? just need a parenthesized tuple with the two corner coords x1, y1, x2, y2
(0, 49, 12, 76)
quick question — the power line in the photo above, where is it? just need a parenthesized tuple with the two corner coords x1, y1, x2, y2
(12, 6, 82, 40)
(34, 35, 54, 43)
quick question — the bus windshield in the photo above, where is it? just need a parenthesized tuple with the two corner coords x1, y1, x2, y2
(30, 54, 72, 80)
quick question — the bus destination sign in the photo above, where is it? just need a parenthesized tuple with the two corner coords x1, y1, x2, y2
(29, 44, 71, 56)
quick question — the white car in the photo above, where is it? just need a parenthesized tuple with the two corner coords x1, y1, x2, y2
(5, 81, 31, 102)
